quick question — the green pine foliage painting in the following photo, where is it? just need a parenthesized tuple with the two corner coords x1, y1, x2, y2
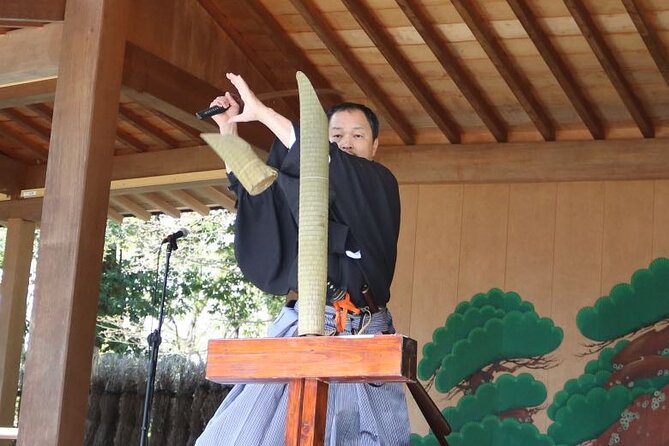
(411, 288, 563, 445)
(548, 257, 669, 445)
(411, 258, 669, 446)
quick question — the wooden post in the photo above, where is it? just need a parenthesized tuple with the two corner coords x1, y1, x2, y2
(16, 0, 129, 444)
(0, 219, 35, 445)
(285, 378, 329, 446)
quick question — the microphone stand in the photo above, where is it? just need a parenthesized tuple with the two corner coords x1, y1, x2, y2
(139, 236, 179, 446)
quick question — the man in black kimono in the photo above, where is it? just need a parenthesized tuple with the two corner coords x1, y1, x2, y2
(196, 73, 409, 446)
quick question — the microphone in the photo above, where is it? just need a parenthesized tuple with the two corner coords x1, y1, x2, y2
(161, 228, 189, 244)
(195, 105, 229, 120)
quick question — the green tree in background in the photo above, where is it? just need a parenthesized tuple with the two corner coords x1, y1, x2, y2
(96, 210, 282, 359)
(546, 257, 669, 445)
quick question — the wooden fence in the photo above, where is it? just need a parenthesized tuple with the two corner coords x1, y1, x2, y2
(84, 353, 230, 446)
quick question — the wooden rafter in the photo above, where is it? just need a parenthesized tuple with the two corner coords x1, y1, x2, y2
(0, 153, 24, 194)
(122, 44, 273, 150)
(28, 103, 53, 120)
(0, 141, 36, 165)
(199, 185, 236, 211)
(562, 0, 653, 138)
(2, 109, 50, 139)
(288, 0, 415, 144)
(0, 122, 47, 160)
(141, 192, 181, 218)
(341, 0, 461, 143)
(0, 77, 56, 109)
(506, 0, 604, 140)
(116, 126, 150, 153)
(152, 110, 203, 140)
(196, 0, 300, 120)
(107, 207, 124, 223)
(395, 0, 507, 142)
(450, 0, 554, 141)
(118, 102, 181, 148)
(121, 86, 215, 137)
(621, 0, 669, 86)
(167, 189, 210, 216)
(243, 0, 344, 108)
(111, 195, 152, 221)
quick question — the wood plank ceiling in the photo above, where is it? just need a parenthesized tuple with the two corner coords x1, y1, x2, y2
(1, 0, 669, 222)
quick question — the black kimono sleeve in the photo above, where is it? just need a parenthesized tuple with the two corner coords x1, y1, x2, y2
(228, 138, 298, 295)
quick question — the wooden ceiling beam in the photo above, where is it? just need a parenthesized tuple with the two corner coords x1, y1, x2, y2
(0, 77, 56, 109)
(288, 0, 415, 144)
(21, 145, 225, 190)
(121, 44, 274, 151)
(199, 185, 236, 212)
(196, 0, 300, 120)
(396, 0, 507, 142)
(0, 197, 42, 223)
(109, 171, 227, 196)
(29, 103, 54, 120)
(1, 109, 51, 139)
(107, 207, 124, 223)
(118, 102, 181, 148)
(377, 138, 669, 184)
(110, 195, 152, 221)
(151, 110, 203, 140)
(121, 86, 214, 135)
(18, 137, 663, 188)
(0, 23, 61, 85)
(0, 1, 65, 22)
(621, 0, 669, 87)
(341, 0, 460, 143)
(116, 127, 150, 153)
(167, 189, 210, 216)
(243, 0, 344, 109)
(0, 153, 25, 195)
(142, 192, 181, 218)
(450, 0, 554, 141)
(506, 0, 604, 140)
(0, 122, 47, 160)
(562, 0, 653, 138)
(4, 136, 669, 224)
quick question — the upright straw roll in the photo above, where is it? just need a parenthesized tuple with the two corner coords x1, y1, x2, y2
(296, 71, 329, 336)
(201, 133, 277, 196)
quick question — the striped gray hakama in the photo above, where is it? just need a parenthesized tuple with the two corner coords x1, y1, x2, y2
(196, 303, 411, 446)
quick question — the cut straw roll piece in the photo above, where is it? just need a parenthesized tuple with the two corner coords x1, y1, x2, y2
(201, 133, 277, 196)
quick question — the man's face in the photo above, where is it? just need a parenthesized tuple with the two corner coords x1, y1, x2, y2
(328, 109, 379, 160)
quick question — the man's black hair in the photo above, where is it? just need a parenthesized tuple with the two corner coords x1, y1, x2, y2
(326, 102, 379, 140)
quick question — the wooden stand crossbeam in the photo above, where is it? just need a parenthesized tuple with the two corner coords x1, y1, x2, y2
(207, 334, 450, 445)
(207, 335, 414, 445)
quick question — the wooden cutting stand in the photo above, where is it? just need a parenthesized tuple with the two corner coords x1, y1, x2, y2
(206, 334, 422, 445)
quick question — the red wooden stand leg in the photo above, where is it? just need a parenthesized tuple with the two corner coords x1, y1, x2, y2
(285, 378, 329, 446)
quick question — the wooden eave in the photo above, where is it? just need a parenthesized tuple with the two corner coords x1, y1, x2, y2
(1, 0, 669, 224)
